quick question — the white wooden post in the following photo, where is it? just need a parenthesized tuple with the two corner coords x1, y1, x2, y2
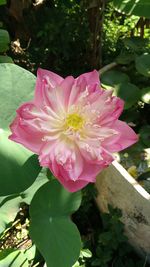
(96, 160, 150, 261)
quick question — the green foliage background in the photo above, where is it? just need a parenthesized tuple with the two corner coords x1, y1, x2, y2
(0, 0, 150, 267)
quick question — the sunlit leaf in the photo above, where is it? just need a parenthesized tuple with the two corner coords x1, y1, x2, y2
(101, 70, 130, 87)
(81, 249, 92, 258)
(24, 245, 36, 262)
(21, 168, 48, 205)
(0, 130, 41, 196)
(0, 195, 21, 234)
(113, 0, 150, 18)
(140, 125, 150, 147)
(30, 180, 82, 267)
(0, 30, 10, 52)
(116, 51, 135, 65)
(135, 54, 150, 77)
(115, 82, 141, 109)
(101, 70, 140, 109)
(123, 37, 149, 52)
(0, 63, 36, 130)
(0, 56, 13, 63)
(141, 87, 150, 104)
(0, 249, 28, 267)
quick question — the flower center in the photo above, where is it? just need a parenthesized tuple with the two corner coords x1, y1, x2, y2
(66, 113, 84, 130)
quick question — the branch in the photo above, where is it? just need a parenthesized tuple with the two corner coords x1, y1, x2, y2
(99, 62, 117, 75)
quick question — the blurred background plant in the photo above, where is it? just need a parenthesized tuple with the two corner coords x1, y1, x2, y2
(0, 0, 150, 266)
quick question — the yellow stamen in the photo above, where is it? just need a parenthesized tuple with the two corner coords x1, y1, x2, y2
(66, 113, 84, 130)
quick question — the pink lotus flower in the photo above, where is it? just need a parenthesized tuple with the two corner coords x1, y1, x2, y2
(9, 69, 138, 192)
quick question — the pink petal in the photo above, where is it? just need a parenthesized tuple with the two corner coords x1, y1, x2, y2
(79, 161, 101, 182)
(85, 89, 124, 126)
(39, 140, 100, 192)
(99, 96, 124, 126)
(34, 68, 64, 109)
(9, 115, 44, 154)
(68, 71, 100, 107)
(76, 70, 100, 85)
(39, 140, 84, 180)
(16, 102, 49, 123)
(56, 76, 75, 109)
(39, 139, 114, 192)
(55, 143, 83, 180)
(77, 138, 114, 164)
(56, 176, 90, 192)
(37, 68, 63, 87)
(67, 76, 87, 107)
(39, 140, 103, 192)
(102, 120, 138, 152)
(9, 68, 138, 193)
(56, 155, 113, 192)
